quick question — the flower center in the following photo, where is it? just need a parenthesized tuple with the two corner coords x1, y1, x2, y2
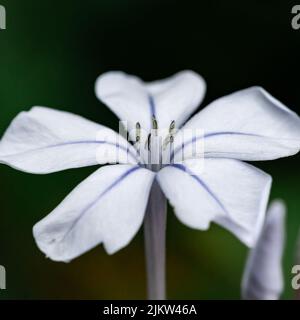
(134, 117, 176, 171)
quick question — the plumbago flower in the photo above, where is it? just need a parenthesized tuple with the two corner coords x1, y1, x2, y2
(242, 200, 286, 300)
(0, 70, 300, 299)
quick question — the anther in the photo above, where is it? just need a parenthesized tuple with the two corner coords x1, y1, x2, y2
(136, 122, 141, 142)
(163, 120, 176, 149)
(169, 120, 175, 134)
(152, 116, 158, 135)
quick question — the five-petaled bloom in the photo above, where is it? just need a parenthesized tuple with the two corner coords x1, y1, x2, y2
(0, 70, 300, 266)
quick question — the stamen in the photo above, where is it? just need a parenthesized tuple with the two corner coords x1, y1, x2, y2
(169, 120, 175, 134)
(136, 122, 141, 142)
(163, 120, 176, 149)
(152, 116, 158, 130)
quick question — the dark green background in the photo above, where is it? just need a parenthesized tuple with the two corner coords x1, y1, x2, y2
(0, 0, 299, 299)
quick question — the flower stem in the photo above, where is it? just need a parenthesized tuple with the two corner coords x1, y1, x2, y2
(144, 179, 167, 300)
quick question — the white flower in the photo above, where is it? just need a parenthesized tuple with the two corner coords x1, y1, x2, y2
(0, 70, 299, 262)
(241, 200, 286, 300)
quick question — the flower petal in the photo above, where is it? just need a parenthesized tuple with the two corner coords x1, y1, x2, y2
(157, 158, 271, 247)
(241, 200, 285, 300)
(95, 70, 206, 133)
(0, 107, 138, 174)
(33, 164, 155, 262)
(177, 87, 300, 161)
(146, 70, 206, 129)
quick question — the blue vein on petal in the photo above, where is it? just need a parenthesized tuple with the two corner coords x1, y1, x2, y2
(170, 163, 230, 217)
(31, 140, 139, 162)
(148, 94, 156, 118)
(59, 165, 141, 242)
(171, 131, 261, 161)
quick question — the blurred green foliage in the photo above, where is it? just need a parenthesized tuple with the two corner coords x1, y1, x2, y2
(0, 0, 299, 299)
